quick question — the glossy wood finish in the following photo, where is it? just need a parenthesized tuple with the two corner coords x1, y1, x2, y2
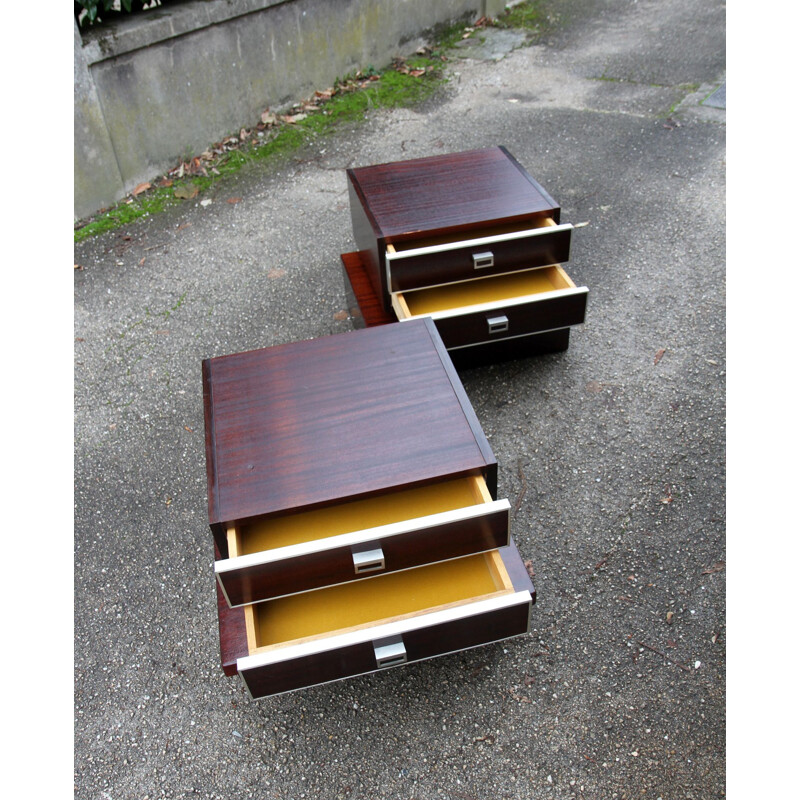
(234, 539, 534, 698)
(341, 250, 394, 328)
(216, 500, 511, 607)
(203, 318, 496, 557)
(347, 146, 563, 310)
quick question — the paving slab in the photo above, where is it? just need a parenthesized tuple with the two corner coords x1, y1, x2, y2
(74, 1, 725, 798)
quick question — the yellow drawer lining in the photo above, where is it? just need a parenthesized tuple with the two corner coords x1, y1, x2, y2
(399, 265, 575, 317)
(232, 474, 491, 555)
(246, 550, 513, 653)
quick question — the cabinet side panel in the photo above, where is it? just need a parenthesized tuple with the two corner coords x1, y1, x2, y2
(347, 176, 387, 309)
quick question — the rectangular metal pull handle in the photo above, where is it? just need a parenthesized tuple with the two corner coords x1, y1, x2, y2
(487, 314, 509, 334)
(374, 636, 407, 668)
(352, 544, 385, 574)
(473, 251, 494, 269)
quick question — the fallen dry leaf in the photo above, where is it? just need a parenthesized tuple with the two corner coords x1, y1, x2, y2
(227, 197, 242, 205)
(74, 263, 84, 270)
(267, 268, 286, 279)
(282, 113, 307, 124)
(139, 257, 146, 266)
(184, 426, 194, 433)
(654, 348, 666, 365)
(524, 559, 535, 578)
(409, 69, 425, 77)
(701, 561, 725, 575)
(174, 183, 199, 200)
(666, 611, 674, 625)
(132, 182, 151, 196)
(333, 310, 349, 321)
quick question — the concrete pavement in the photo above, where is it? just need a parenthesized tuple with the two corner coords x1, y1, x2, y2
(74, 1, 726, 797)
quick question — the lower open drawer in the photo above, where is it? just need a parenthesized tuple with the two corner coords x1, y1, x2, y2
(392, 264, 588, 351)
(228, 543, 533, 698)
(215, 474, 510, 607)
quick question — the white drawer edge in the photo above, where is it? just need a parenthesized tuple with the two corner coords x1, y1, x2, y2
(236, 589, 531, 672)
(385, 222, 573, 262)
(395, 285, 588, 322)
(447, 326, 575, 351)
(215, 498, 511, 574)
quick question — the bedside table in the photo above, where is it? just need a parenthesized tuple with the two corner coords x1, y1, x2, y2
(342, 146, 588, 366)
(203, 319, 534, 698)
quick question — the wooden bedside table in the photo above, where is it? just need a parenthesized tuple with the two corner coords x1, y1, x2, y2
(342, 146, 588, 367)
(204, 319, 534, 698)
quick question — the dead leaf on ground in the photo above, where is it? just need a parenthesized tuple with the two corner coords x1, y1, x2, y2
(158, 178, 173, 188)
(227, 197, 242, 205)
(74, 263, 84, 270)
(282, 113, 307, 124)
(654, 348, 666, 365)
(174, 183, 199, 200)
(333, 310, 349, 321)
(184, 426, 194, 433)
(409, 69, 425, 77)
(666, 611, 674, 625)
(524, 559, 535, 579)
(701, 561, 725, 575)
(267, 268, 286, 279)
(132, 182, 151, 196)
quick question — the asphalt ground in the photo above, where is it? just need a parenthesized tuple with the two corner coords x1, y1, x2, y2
(71, 1, 727, 797)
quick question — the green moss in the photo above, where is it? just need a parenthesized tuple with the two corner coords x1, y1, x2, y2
(494, 1, 551, 32)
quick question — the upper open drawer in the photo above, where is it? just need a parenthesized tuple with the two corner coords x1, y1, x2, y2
(215, 474, 510, 607)
(235, 545, 533, 698)
(385, 217, 572, 293)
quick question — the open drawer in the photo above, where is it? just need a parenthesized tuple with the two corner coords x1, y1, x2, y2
(385, 217, 573, 293)
(215, 474, 510, 607)
(234, 544, 534, 698)
(392, 264, 588, 351)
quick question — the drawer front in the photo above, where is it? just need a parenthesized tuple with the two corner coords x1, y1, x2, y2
(427, 288, 588, 350)
(386, 223, 572, 292)
(216, 500, 511, 607)
(238, 590, 532, 698)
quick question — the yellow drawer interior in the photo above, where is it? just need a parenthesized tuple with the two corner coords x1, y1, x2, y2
(246, 549, 513, 652)
(230, 474, 492, 556)
(397, 264, 576, 318)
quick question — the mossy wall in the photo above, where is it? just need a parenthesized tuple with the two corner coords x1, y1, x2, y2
(74, 0, 506, 219)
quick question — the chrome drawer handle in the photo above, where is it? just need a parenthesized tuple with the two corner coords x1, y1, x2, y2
(352, 544, 385, 574)
(473, 251, 494, 269)
(487, 314, 509, 334)
(373, 636, 407, 668)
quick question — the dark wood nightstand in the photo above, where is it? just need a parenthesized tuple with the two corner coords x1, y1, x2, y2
(204, 319, 534, 698)
(342, 146, 588, 367)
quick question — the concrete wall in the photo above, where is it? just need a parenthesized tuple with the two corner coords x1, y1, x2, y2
(74, 0, 506, 220)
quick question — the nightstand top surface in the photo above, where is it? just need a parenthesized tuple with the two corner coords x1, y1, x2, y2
(347, 146, 559, 241)
(203, 319, 494, 525)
